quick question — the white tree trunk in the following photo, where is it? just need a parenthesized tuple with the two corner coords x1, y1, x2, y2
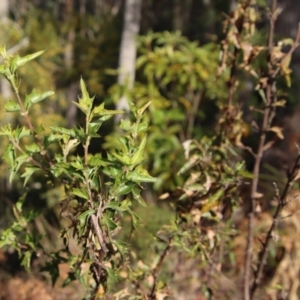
(117, 0, 142, 115)
(0, 0, 10, 102)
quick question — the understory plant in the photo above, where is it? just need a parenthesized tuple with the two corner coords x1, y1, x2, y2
(2, 0, 300, 299)
(0, 47, 156, 298)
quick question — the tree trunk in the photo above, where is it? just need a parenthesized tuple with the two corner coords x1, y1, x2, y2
(116, 0, 142, 118)
(64, 0, 78, 128)
(0, 0, 11, 104)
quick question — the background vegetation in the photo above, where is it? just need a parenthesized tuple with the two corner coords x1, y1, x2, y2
(1, 0, 300, 300)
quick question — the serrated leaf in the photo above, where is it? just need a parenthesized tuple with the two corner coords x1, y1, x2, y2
(89, 154, 109, 167)
(15, 50, 45, 68)
(50, 126, 76, 137)
(25, 89, 54, 109)
(5, 100, 21, 112)
(137, 122, 148, 133)
(93, 102, 123, 117)
(119, 119, 133, 131)
(111, 152, 131, 165)
(4, 144, 15, 165)
(70, 161, 84, 170)
(75, 78, 94, 115)
(72, 101, 90, 114)
(18, 127, 31, 139)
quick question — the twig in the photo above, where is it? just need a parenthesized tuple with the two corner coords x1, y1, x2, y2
(186, 90, 203, 140)
(13, 87, 54, 167)
(244, 3, 300, 299)
(149, 237, 173, 299)
(243, 1, 278, 299)
(250, 154, 300, 298)
(226, 0, 252, 107)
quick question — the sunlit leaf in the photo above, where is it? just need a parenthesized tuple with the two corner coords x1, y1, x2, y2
(5, 100, 21, 112)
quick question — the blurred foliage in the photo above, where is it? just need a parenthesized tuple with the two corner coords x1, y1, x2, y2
(106, 31, 228, 192)
(1, 0, 300, 299)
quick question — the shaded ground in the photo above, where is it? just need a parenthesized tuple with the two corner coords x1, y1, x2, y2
(0, 250, 84, 300)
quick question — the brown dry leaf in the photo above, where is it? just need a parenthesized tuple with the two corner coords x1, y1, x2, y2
(254, 192, 264, 199)
(255, 77, 268, 89)
(273, 99, 286, 107)
(269, 126, 284, 139)
(182, 140, 193, 159)
(240, 41, 253, 62)
(155, 292, 169, 300)
(293, 168, 300, 181)
(159, 193, 170, 200)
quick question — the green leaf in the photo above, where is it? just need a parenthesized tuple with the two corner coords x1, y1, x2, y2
(114, 182, 135, 196)
(72, 188, 89, 200)
(25, 143, 40, 153)
(4, 144, 15, 166)
(25, 89, 54, 109)
(21, 167, 39, 186)
(50, 126, 76, 137)
(89, 154, 109, 167)
(75, 78, 94, 115)
(103, 215, 118, 231)
(137, 122, 148, 133)
(131, 135, 147, 168)
(93, 102, 123, 117)
(77, 209, 95, 232)
(238, 170, 254, 179)
(18, 127, 31, 139)
(103, 166, 122, 178)
(119, 119, 134, 131)
(21, 251, 33, 271)
(111, 151, 131, 165)
(126, 168, 157, 183)
(70, 161, 84, 170)
(15, 50, 45, 68)
(137, 101, 151, 116)
(105, 201, 128, 212)
(0, 228, 17, 248)
(4, 100, 21, 112)
(127, 209, 140, 228)
(132, 187, 147, 207)
(15, 154, 30, 173)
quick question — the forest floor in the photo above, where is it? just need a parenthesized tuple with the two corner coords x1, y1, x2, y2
(0, 249, 85, 300)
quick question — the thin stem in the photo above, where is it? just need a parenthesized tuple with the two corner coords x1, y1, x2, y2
(149, 237, 173, 299)
(10, 138, 45, 170)
(12, 84, 54, 168)
(250, 154, 300, 298)
(186, 91, 203, 140)
(244, 1, 277, 299)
